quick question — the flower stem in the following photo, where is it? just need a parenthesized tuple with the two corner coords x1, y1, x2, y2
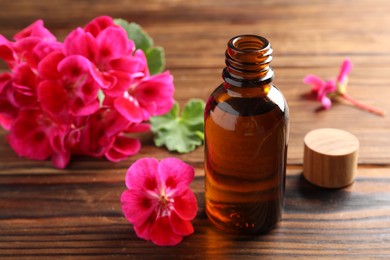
(341, 93, 386, 117)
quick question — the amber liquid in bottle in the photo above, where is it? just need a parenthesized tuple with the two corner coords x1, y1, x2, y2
(204, 35, 289, 234)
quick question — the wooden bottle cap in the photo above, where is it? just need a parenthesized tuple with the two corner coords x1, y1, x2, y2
(303, 128, 359, 188)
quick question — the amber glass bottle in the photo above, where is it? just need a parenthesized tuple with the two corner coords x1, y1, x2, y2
(204, 35, 289, 234)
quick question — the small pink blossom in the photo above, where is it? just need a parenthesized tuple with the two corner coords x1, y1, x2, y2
(121, 158, 198, 246)
(304, 59, 385, 116)
(303, 75, 336, 109)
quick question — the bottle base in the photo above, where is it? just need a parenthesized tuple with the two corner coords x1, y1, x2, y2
(206, 208, 281, 235)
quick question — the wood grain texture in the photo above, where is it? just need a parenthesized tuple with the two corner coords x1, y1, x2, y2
(0, 0, 390, 258)
(0, 167, 389, 258)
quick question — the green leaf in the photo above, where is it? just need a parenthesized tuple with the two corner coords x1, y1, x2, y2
(150, 99, 205, 153)
(114, 18, 166, 74)
(145, 47, 165, 75)
(114, 19, 153, 51)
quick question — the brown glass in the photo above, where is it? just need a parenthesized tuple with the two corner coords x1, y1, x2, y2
(204, 35, 289, 234)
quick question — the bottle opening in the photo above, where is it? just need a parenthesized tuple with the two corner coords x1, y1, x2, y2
(224, 34, 274, 87)
(229, 35, 269, 53)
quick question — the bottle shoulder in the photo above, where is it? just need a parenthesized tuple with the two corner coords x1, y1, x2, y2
(206, 83, 288, 116)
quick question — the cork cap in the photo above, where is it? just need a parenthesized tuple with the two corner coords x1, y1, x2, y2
(303, 128, 359, 188)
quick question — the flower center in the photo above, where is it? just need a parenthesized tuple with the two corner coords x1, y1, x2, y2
(157, 190, 174, 218)
(159, 194, 171, 205)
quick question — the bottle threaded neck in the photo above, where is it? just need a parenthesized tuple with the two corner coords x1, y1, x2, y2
(223, 35, 274, 87)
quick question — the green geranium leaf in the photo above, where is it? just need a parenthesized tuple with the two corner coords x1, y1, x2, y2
(150, 99, 205, 153)
(114, 19, 153, 51)
(114, 19, 165, 75)
(145, 47, 165, 75)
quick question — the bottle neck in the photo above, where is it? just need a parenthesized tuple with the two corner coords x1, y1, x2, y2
(223, 35, 274, 91)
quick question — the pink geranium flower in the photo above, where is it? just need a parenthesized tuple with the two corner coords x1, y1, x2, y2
(303, 74, 336, 110)
(304, 59, 385, 116)
(75, 108, 144, 161)
(38, 55, 100, 118)
(7, 109, 73, 168)
(63, 25, 144, 98)
(114, 71, 175, 122)
(121, 158, 198, 246)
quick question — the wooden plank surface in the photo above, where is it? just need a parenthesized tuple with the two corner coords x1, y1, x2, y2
(0, 166, 389, 258)
(0, 0, 389, 258)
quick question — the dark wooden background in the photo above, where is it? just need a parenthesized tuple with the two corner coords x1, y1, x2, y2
(0, 0, 389, 258)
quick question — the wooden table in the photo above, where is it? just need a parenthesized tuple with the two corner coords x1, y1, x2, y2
(1, 0, 390, 258)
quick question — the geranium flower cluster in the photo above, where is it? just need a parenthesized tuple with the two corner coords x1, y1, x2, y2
(0, 16, 174, 168)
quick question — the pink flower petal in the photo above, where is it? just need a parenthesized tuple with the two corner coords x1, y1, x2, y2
(8, 110, 52, 160)
(57, 55, 101, 116)
(169, 211, 194, 236)
(0, 74, 17, 130)
(113, 96, 143, 123)
(132, 211, 157, 241)
(0, 35, 16, 67)
(32, 41, 62, 62)
(58, 55, 93, 81)
(316, 80, 336, 102)
(124, 123, 151, 133)
(303, 75, 325, 93)
(134, 71, 175, 118)
(12, 64, 38, 107)
(0, 100, 18, 128)
(14, 20, 56, 41)
(37, 80, 67, 116)
(337, 58, 352, 85)
(74, 108, 120, 157)
(111, 136, 141, 155)
(110, 50, 148, 74)
(13, 37, 42, 68)
(103, 71, 132, 98)
(0, 114, 13, 131)
(51, 151, 70, 169)
(0, 72, 12, 94)
(70, 99, 99, 116)
(321, 96, 332, 110)
(38, 51, 65, 80)
(150, 216, 183, 246)
(121, 190, 157, 227)
(158, 157, 195, 192)
(63, 28, 97, 61)
(105, 136, 141, 162)
(133, 49, 149, 76)
(101, 110, 130, 138)
(125, 158, 159, 191)
(172, 189, 198, 220)
(84, 16, 115, 37)
(13, 63, 38, 95)
(90, 69, 111, 89)
(96, 27, 129, 61)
